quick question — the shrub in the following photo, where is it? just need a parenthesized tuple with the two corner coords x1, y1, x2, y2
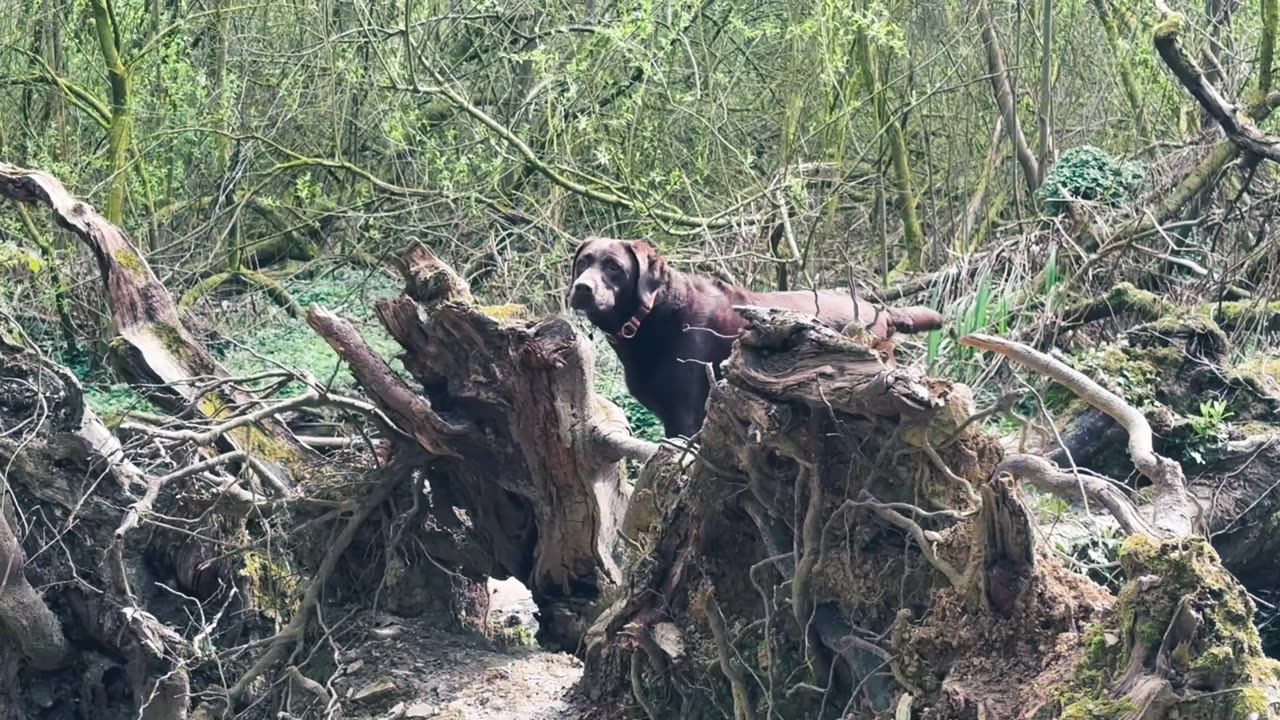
(1037, 146, 1144, 215)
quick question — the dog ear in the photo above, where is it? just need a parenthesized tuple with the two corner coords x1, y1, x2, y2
(626, 240, 667, 309)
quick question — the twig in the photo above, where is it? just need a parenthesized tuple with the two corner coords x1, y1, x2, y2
(702, 587, 760, 720)
(854, 492, 966, 588)
(226, 474, 395, 700)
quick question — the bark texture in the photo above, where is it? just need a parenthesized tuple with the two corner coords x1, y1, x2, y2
(309, 243, 648, 651)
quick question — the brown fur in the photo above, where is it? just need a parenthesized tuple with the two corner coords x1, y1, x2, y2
(569, 237, 943, 438)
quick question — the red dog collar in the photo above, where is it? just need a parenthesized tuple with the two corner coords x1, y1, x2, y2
(609, 302, 652, 344)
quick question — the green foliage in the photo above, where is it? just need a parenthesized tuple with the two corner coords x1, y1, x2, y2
(1037, 147, 1145, 215)
(602, 384, 663, 445)
(217, 268, 403, 396)
(1191, 399, 1234, 442)
(1178, 399, 1234, 464)
(1056, 525, 1126, 593)
(84, 383, 161, 426)
(933, 273, 1013, 382)
(0, 243, 44, 273)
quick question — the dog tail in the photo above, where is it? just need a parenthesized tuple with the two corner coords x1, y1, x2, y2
(889, 306, 944, 335)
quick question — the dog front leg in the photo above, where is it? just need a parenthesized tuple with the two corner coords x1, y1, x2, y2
(661, 383, 710, 439)
(663, 408, 705, 440)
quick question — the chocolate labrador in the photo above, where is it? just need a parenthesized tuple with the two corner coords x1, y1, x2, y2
(569, 237, 943, 438)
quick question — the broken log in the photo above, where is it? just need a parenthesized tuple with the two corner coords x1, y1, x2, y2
(0, 163, 317, 482)
(308, 243, 653, 651)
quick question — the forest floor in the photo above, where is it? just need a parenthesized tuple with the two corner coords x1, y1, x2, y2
(338, 579, 584, 720)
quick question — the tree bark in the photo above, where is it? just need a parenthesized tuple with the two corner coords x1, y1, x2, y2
(308, 243, 650, 651)
(0, 163, 318, 480)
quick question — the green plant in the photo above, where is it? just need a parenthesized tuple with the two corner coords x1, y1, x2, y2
(1191, 399, 1233, 441)
(1057, 525, 1126, 593)
(85, 383, 162, 426)
(1179, 399, 1234, 464)
(1037, 146, 1145, 215)
(216, 268, 404, 396)
(608, 390, 663, 445)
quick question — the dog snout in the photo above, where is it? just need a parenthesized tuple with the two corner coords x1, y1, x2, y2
(570, 282, 594, 309)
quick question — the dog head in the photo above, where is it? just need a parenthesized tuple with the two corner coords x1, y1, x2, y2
(568, 237, 668, 331)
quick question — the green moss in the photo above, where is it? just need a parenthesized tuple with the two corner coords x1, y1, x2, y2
(198, 393, 230, 421)
(178, 272, 236, 314)
(1212, 301, 1280, 332)
(1104, 283, 1171, 320)
(1054, 344, 1170, 411)
(1057, 698, 1136, 720)
(151, 322, 190, 359)
(1233, 355, 1280, 382)
(114, 249, 148, 279)
(1152, 12, 1185, 40)
(479, 303, 530, 322)
(1230, 687, 1269, 718)
(1117, 534, 1158, 574)
(1192, 645, 1237, 676)
(492, 622, 536, 650)
(241, 551, 300, 623)
(1059, 538, 1275, 715)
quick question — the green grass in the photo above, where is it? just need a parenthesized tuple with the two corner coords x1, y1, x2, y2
(216, 267, 405, 396)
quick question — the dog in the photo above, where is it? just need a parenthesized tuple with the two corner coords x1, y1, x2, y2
(568, 237, 943, 438)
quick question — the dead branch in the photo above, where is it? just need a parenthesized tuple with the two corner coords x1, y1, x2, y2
(225, 473, 394, 703)
(995, 453, 1154, 536)
(1154, 12, 1280, 164)
(306, 306, 465, 458)
(960, 332, 1194, 537)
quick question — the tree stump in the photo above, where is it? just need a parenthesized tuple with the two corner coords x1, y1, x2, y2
(309, 243, 652, 651)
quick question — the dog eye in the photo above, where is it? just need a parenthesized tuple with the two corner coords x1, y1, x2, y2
(603, 259, 622, 273)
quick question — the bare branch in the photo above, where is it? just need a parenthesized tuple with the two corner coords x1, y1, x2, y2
(960, 333, 1193, 537)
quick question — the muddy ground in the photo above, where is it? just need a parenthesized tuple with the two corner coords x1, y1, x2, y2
(335, 579, 584, 720)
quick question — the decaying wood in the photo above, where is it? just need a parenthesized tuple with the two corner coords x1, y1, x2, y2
(961, 332, 1195, 537)
(0, 341, 193, 719)
(0, 163, 317, 481)
(309, 243, 637, 651)
(0, 501, 70, 671)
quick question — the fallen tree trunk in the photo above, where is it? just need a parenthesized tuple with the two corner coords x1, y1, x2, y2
(0, 163, 317, 484)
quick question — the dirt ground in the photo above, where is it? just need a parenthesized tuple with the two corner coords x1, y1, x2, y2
(336, 579, 585, 720)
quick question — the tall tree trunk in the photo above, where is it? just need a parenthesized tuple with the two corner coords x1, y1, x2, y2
(857, 36, 925, 271)
(978, 0, 1041, 196)
(1091, 0, 1148, 140)
(1036, 0, 1054, 177)
(1262, 0, 1278, 95)
(88, 0, 131, 224)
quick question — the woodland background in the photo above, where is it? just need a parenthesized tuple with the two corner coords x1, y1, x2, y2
(4, 0, 1280, 718)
